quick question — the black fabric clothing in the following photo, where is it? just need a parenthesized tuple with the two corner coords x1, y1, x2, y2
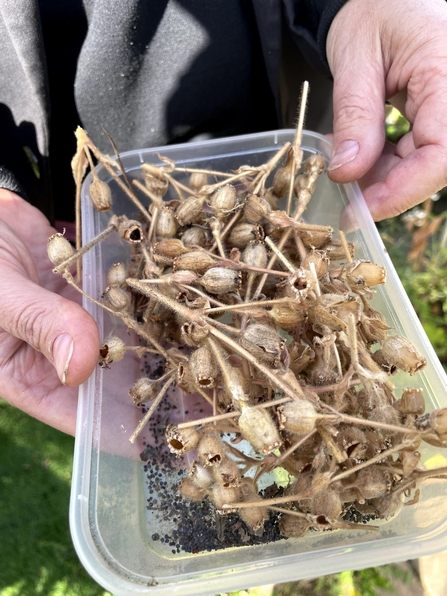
(0, 0, 345, 222)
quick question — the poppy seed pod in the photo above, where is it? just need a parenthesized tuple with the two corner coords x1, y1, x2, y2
(240, 323, 283, 367)
(129, 376, 159, 405)
(99, 336, 126, 367)
(272, 155, 293, 198)
(89, 178, 112, 211)
(173, 250, 215, 274)
(197, 434, 227, 466)
(399, 388, 425, 416)
(214, 456, 241, 488)
(238, 406, 281, 455)
(311, 489, 342, 524)
(199, 267, 241, 295)
(278, 399, 317, 434)
(242, 241, 268, 269)
(175, 195, 206, 226)
(156, 206, 178, 239)
(227, 222, 263, 249)
(238, 478, 268, 533)
(211, 484, 240, 514)
(47, 232, 74, 265)
(189, 461, 215, 489)
(165, 424, 201, 455)
(189, 171, 208, 192)
(279, 514, 309, 538)
(345, 259, 387, 287)
(189, 345, 218, 388)
(355, 466, 391, 500)
(107, 262, 127, 287)
(370, 492, 404, 520)
(181, 321, 209, 346)
(102, 285, 130, 312)
(116, 217, 143, 243)
(244, 193, 272, 223)
(381, 335, 427, 375)
(181, 226, 208, 247)
(209, 184, 236, 218)
(429, 408, 447, 437)
(178, 477, 207, 501)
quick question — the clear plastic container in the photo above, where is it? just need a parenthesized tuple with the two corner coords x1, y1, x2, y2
(70, 130, 447, 596)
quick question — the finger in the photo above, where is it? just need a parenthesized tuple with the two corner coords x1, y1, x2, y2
(363, 88, 447, 220)
(328, 54, 386, 183)
(356, 142, 400, 191)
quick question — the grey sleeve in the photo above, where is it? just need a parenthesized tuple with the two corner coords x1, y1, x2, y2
(0, 165, 27, 200)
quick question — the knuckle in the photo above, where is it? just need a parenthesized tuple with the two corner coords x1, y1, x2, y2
(334, 93, 378, 128)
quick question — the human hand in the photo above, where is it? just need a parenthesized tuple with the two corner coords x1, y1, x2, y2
(0, 190, 100, 434)
(326, 0, 447, 221)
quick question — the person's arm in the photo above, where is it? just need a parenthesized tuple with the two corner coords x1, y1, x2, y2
(0, 189, 99, 434)
(326, 0, 447, 220)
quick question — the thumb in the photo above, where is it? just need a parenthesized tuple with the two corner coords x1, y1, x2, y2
(0, 261, 100, 386)
(327, 41, 386, 184)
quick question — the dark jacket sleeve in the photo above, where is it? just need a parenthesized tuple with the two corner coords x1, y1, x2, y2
(0, 166, 28, 200)
(283, 0, 349, 73)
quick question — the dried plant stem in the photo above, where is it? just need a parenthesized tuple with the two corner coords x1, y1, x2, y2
(87, 144, 152, 222)
(173, 166, 233, 177)
(265, 236, 296, 273)
(177, 395, 292, 429)
(339, 231, 353, 264)
(252, 142, 292, 195)
(53, 225, 115, 274)
(222, 492, 310, 510)
(205, 297, 293, 315)
(129, 374, 176, 443)
(275, 430, 317, 464)
(269, 506, 309, 519)
(329, 440, 415, 484)
(210, 210, 242, 253)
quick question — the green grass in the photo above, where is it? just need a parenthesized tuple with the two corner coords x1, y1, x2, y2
(0, 399, 111, 596)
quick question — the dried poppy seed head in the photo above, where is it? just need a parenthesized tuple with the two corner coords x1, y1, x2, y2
(311, 489, 342, 524)
(115, 217, 143, 243)
(189, 171, 208, 192)
(165, 424, 200, 455)
(153, 239, 189, 259)
(99, 336, 126, 367)
(211, 484, 240, 514)
(399, 388, 425, 416)
(301, 250, 328, 278)
(156, 206, 178, 239)
(238, 478, 268, 533)
(400, 450, 421, 476)
(272, 161, 293, 198)
(188, 461, 215, 489)
(370, 492, 403, 520)
(214, 456, 240, 488)
(175, 195, 206, 226)
(173, 250, 215, 274)
(305, 153, 325, 175)
(181, 321, 209, 346)
(102, 285, 130, 312)
(238, 406, 281, 455)
(189, 345, 218, 388)
(429, 408, 447, 437)
(278, 399, 317, 434)
(47, 232, 74, 265)
(355, 467, 391, 500)
(89, 178, 112, 211)
(199, 267, 241, 295)
(381, 335, 427, 375)
(239, 323, 283, 367)
(107, 262, 127, 287)
(242, 240, 268, 269)
(141, 164, 169, 198)
(345, 260, 387, 287)
(244, 193, 272, 223)
(279, 514, 309, 538)
(209, 184, 236, 218)
(181, 226, 208, 247)
(197, 434, 227, 466)
(129, 376, 159, 405)
(178, 477, 207, 501)
(227, 222, 263, 249)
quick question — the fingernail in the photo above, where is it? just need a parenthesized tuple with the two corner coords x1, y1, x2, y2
(53, 333, 74, 385)
(328, 140, 359, 171)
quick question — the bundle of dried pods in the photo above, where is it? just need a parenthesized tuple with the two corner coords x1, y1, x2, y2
(49, 86, 447, 542)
